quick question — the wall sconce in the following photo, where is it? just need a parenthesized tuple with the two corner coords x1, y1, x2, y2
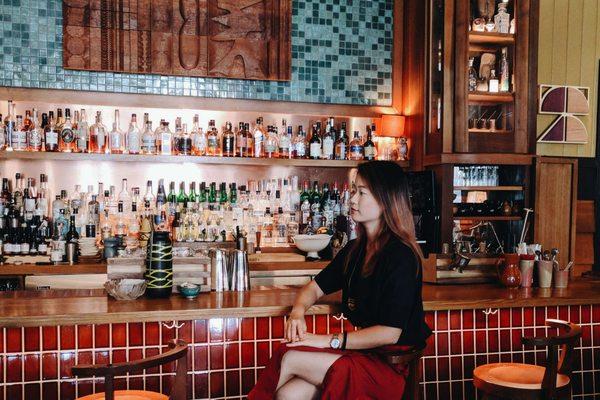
(376, 115, 409, 161)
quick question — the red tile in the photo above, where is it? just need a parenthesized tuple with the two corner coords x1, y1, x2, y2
(500, 329, 511, 352)
(94, 324, 110, 348)
(6, 384, 22, 399)
(558, 305, 569, 322)
(425, 383, 436, 400)
(24, 327, 40, 352)
(488, 330, 499, 353)
(115, 377, 128, 391)
(208, 319, 224, 342)
(342, 318, 354, 333)
(449, 310, 461, 330)
(450, 356, 462, 380)
(129, 348, 144, 362)
(450, 332, 461, 354)
(225, 342, 240, 369)
(226, 370, 241, 397)
(487, 310, 499, 328)
(225, 318, 240, 341)
(241, 342, 254, 368)
(475, 330, 487, 353)
(112, 349, 127, 364)
(511, 308, 522, 327)
(593, 304, 600, 322)
(241, 368, 256, 394)
(194, 372, 209, 398)
(582, 325, 592, 347)
(145, 348, 160, 374)
(437, 332, 448, 355)
(0, 328, 3, 353)
(61, 381, 76, 399)
(241, 318, 254, 340)
(60, 326, 76, 350)
(162, 375, 172, 395)
(129, 376, 144, 391)
(210, 371, 225, 398)
(144, 376, 160, 393)
(438, 382, 450, 398)
(112, 323, 127, 347)
(500, 352, 512, 363)
(523, 307, 534, 326)
(499, 309, 511, 328)
(128, 323, 143, 346)
(6, 355, 22, 382)
(475, 310, 487, 329)
(451, 381, 463, 400)
(546, 306, 558, 320)
(488, 353, 500, 364)
(94, 350, 109, 365)
(462, 310, 474, 329)
(0, 355, 3, 384)
(582, 348, 593, 371)
(77, 325, 93, 349)
(256, 317, 270, 339)
(256, 341, 271, 366)
(77, 380, 94, 397)
(535, 307, 546, 326)
(194, 345, 208, 371)
(437, 356, 450, 381)
(161, 322, 177, 345)
(436, 310, 449, 331)
(42, 353, 58, 380)
(42, 326, 58, 351)
(313, 315, 328, 335)
(24, 354, 40, 382)
(59, 352, 75, 379)
(463, 355, 475, 378)
(271, 317, 284, 339)
(193, 320, 208, 343)
(304, 315, 314, 333)
(178, 320, 193, 344)
(423, 357, 436, 381)
(42, 382, 58, 400)
(423, 334, 435, 357)
(6, 327, 22, 353)
(146, 322, 160, 345)
(581, 305, 592, 323)
(462, 330, 474, 354)
(210, 345, 224, 370)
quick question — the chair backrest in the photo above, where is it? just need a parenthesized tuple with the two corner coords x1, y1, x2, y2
(72, 339, 188, 400)
(521, 319, 582, 400)
(375, 345, 424, 400)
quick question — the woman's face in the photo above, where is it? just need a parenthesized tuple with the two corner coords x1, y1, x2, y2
(350, 175, 383, 224)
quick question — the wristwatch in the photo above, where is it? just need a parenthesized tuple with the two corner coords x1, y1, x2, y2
(329, 333, 342, 349)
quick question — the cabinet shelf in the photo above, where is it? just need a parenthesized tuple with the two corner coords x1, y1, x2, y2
(468, 92, 514, 103)
(454, 186, 523, 191)
(0, 151, 410, 169)
(453, 216, 522, 221)
(468, 129, 512, 135)
(469, 32, 515, 46)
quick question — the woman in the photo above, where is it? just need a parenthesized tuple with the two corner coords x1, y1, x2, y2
(249, 161, 431, 400)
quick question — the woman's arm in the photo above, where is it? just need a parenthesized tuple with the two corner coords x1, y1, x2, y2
(285, 280, 325, 342)
(286, 324, 401, 349)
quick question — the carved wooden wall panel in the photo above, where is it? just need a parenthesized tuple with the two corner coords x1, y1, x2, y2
(62, 0, 291, 81)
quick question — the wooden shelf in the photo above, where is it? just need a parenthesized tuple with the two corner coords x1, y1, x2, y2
(469, 32, 515, 46)
(0, 263, 107, 276)
(0, 151, 410, 169)
(468, 92, 514, 103)
(454, 186, 523, 191)
(468, 129, 512, 135)
(423, 153, 534, 166)
(453, 216, 522, 221)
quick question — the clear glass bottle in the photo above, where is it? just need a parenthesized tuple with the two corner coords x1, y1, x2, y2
(13, 115, 28, 151)
(4, 100, 16, 150)
(363, 125, 377, 161)
(235, 122, 247, 157)
(59, 108, 76, 152)
(309, 124, 321, 159)
(28, 109, 43, 152)
(321, 117, 335, 160)
(178, 123, 192, 155)
(141, 120, 156, 154)
(488, 69, 499, 93)
(499, 47, 510, 92)
(89, 111, 107, 153)
(191, 115, 207, 156)
(349, 131, 364, 160)
(468, 57, 478, 92)
(293, 125, 307, 159)
(127, 113, 141, 154)
(158, 121, 173, 155)
(253, 117, 266, 158)
(118, 178, 132, 214)
(206, 119, 219, 156)
(109, 109, 125, 154)
(0, 112, 6, 150)
(278, 123, 292, 159)
(494, 1, 510, 34)
(221, 121, 235, 157)
(334, 121, 348, 160)
(264, 126, 279, 158)
(114, 201, 128, 237)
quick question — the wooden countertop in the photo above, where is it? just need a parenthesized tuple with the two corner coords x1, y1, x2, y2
(0, 280, 598, 327)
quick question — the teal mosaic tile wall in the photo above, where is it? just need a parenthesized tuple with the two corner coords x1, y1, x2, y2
(0, 0, 394, 105)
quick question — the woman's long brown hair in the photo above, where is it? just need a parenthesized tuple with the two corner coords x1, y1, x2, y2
(345, 161, 424, 276)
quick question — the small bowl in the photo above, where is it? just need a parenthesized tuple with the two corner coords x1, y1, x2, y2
(292, 234, 332, 260)
(104, 279, 146, 300)
(178, 282, 201, 299)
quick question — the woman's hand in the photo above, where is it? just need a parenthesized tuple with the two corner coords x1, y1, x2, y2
(284, 311, 307, 342)
(285, 333, 330, 349)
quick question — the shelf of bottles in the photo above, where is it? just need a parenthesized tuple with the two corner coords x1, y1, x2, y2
(0, 170, 355, 263)
(467, 0, 515, 137)
(0, 101, 409, 168)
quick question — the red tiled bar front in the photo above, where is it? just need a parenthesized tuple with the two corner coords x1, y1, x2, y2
(0, 282, 599, 399)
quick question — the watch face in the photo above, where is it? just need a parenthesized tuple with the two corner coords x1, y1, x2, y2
(330, 337, 341, 349)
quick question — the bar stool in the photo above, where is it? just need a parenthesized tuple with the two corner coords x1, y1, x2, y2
(72, 339, 188, 400)
(375, 345, 425, 400)
(473, 319, 581, 400)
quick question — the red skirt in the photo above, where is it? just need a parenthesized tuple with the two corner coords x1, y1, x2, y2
(248, 343, 409, 400)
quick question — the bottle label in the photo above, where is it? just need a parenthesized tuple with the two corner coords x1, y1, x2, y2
(364, 146, 375, 159)
(237, 136, 246, 149)
(20, 243, 30, 254)
(25, 198, 36, 212)
(350, 145, 363, 159)
(179, 138, 192, 154)
(29, 131, 42, 149)
(77, 129, 87, 151)
(207, 137, 218, 149)
(322, 138, 334, 157)
(46, 130, 58, 145)
(222, 137, 234, 155)
(264, 142, 277, 153)
(96, 132, 105, 148)
(310, 143, 321, 158)
(160, 133, 171, 154)
(295, 143, 306, 157)
(62, 128, 75, 143)
(38, 243, 48, 254)
(142, 136, 156, 152)
(128, 135, 141, 153)
(14, 131, 27, 149)
(336, 144, 347, 160)
(110, 133, 123, 150)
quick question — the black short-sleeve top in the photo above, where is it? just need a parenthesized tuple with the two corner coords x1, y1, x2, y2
(314, 237, 432, 347)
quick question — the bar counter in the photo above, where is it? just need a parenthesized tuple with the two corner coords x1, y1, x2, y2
(0, 279, 598, 327)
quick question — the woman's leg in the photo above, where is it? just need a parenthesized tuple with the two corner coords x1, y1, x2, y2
(275, 350, 343, 390)
(275, 377, 319, 400)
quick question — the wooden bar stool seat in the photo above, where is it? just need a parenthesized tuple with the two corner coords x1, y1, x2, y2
(374, 344, 425, 400)
(72, 339, 188, 400)
(473, 319, 581, 400)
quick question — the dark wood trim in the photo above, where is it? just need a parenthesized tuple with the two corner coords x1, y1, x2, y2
(514, 0, 532, 153)
(442, 0, 455, 153)
(527, 0, 540, 154)
(424, 153, 535, 166)
(453, 0, 470, 153)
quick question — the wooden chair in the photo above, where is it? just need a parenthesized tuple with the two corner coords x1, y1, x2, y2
(376, 345, 425, 400)
(473, 319, 582, 400)
(72, 339, 188, 400)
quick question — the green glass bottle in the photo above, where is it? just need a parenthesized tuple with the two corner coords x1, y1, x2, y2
(199, 182, 207, 204)
(177, 181, 188, 204)
(219, 182, 228, 204)
(208, 182, 217, 204)
(229, 183, 238, 204)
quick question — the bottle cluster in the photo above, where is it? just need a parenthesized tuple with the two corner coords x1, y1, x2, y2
(0, 101, 378, 161)
(0, 173, 354, 261)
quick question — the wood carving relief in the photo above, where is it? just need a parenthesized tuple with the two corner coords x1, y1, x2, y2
(62, 0, 291, 81)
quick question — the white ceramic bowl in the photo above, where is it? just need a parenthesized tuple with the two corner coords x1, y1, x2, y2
(292, 234, 332, 259)
(104, 279, 146, 300)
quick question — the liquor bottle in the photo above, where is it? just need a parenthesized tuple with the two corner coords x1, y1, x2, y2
(488, 69, 500, 93)
(363, 126, 377, 161)
(208, 182, 217, 205)
(349, 132, 363, 161)
(4, 100, 16, 150)
(87, 195, 100, 230)
(44, 111, 59, 152)
(221, 121, 235, 157)
(156, 179, 167, 211)
(118, 178, 132, 214)
(494, 1, 510, 34)
(12, 115, 28, 151)
(264, 126, 279, 158)
(219, 182, 228, 205)
(235, 122, 247, 157)
(173, 117, 183, 154)
(128, 200, 140, 240)
(321, 118, 335, 160)
(76, 109, 89, 153)
(37, 174, 49, 218)
(206, 119, 219, 156)
(89, 111, 107, 153)
(167, 181, 177, 217)
(279, 123, 292, 159)
(158, 121, 173, 155)
(65, 214, 79, 261)
(23, 186, 35, 221)
(114, 201, 128, 237)
(499, 48, 510, 92)
(309, 124, 321, 159)
(22, 110, 33, 132)
(141, 120, 156, 154)
(244, 123, 254, 157)
(253, 117, 266, 158)
(188, 182, 198, 205)
(127, 113, 141, 154)
(143, 180, 155, 210)
(334, 122, 348, 160)
(468, 58, 478, 92)
(178, 123, 192, 155)
(177, 182, 188, 205)
(109, 110, 125, 154)
(293, 125, 307, 159)
(191, 116, 207, 156)
(59, 108, 76, 152)
(0, 113, 6, 150)
(28, 109, 43, 152)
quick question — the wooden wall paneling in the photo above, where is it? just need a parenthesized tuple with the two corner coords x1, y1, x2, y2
(453, 0, 469, 153)
(574, 200, 594, 276)
(442, 0, 455, 154)
(527, 0, 539, 155)
(514, 0, 531, 153)
(429, 163, 454, 249)
(534, 157, 578, 265)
